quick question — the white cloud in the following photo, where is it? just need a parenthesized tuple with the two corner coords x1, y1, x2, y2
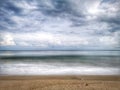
(12, 32, 89, 47)
(0, 31, 117, 48)
(0, 33, 16, 46)
(99, 36, 118, 46)
(69, 0, 101, 15)
(69, 0, 119, 20)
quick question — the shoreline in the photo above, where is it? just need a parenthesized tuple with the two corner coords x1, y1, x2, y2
(0, 75, 120, 90)
(0, 75, 120, 80)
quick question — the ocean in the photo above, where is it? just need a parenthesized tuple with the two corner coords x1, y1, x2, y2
(0, 50, 120, 75)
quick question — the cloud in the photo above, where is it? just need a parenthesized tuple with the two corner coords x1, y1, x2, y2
(99, 36, 118, 46)
(1, 31, 119, 48)
(0, 0, 120, 49)
(0, 33, 16, 46)
(12, 32, 89, 47)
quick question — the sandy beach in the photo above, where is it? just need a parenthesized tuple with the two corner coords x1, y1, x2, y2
(0, 75, 120, 90)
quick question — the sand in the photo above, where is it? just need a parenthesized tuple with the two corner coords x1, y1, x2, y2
(0, 75, 120, 90)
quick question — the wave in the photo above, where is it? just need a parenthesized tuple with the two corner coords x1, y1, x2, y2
(0, 51, 120, 75)
(0, 62, 120, 75)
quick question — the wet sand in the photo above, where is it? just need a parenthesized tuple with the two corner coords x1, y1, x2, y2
(0, 75, 120, 90)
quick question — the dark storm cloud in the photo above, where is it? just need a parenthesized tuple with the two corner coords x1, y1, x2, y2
(0, 0, 83, 31)
(38, 0, 72, 16)
(96, 0, 120, 33)
(0, 0, 19, 31)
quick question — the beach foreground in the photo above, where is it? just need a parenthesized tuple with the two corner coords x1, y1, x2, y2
(0, 75, 120, 90)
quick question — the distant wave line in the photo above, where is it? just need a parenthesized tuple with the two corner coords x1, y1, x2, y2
(0, 55, 120, 60)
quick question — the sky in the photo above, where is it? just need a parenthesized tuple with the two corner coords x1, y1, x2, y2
(0, 0, 120, 50)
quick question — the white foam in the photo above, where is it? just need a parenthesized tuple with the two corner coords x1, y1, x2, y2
(0, 62, 119, 75)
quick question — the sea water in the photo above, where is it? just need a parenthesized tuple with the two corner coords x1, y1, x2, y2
(0, 50, 120, 75)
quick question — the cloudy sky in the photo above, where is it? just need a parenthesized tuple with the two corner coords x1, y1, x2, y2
(0, 0, 120, 50)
